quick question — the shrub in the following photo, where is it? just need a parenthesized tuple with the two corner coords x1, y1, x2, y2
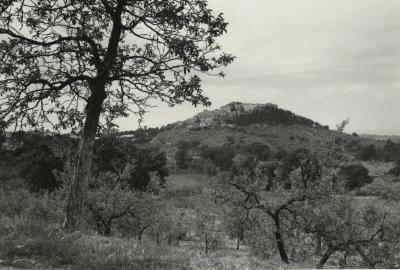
(360, 178, 400, 200)
(358, 144, 377, 161)
(339, 164, 372, 191)
(94, 135, 169, 190)
(0, 188, 64, 224)
(0, 227, 83, 267)
(20, 143, 64, 192)
(1, 224, 190, 270)
(389, 163, 400, 176)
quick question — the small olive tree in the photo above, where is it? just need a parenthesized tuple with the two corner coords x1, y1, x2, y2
(221, 205, 254, 250)
(195, 206, 223, 254)
(86, 172, 141, 236)
(214, 164, 332, 264)
(298, 196, 389, 269)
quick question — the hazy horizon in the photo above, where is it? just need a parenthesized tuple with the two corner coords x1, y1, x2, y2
(114, 0, 400, 136)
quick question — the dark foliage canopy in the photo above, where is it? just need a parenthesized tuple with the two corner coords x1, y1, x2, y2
(0, 131, 76, 191)
(339, 164, 372, 191)
(388, 162, 400, 176)
(383, 140, 400, 161)
(227, 105, 321, 127)
(282, 148, 322, 189)
(94, 135, 168, 190)
(0, 0, 234, 131)
(199, 144, 235, 170)
(174, 140, 200, 169)
(358, 144, 377, 161)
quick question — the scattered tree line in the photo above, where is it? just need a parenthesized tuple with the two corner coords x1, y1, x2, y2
(0, 132, 168, 193)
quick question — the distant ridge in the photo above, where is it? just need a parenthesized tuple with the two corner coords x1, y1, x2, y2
(360, 134, 400, 143)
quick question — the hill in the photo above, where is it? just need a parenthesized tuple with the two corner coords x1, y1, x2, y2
(171, 102, 322, 129)
(144, 102, 386, 166)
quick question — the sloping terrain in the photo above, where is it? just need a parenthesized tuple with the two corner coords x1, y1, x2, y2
(149, 102, 384, 161)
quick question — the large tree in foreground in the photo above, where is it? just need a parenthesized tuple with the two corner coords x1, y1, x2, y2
(0, 0, 234, 230)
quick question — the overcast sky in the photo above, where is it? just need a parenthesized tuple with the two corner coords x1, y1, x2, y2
(117, 0, 400, 135)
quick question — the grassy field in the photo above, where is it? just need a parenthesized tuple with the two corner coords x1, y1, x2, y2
(1, 173, 397, 269)
(159, 174, 371, 269)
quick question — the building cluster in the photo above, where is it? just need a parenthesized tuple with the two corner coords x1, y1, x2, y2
(184, 102, 277, 128)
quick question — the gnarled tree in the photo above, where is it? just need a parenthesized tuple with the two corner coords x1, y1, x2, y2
(0, 0, 233, 230)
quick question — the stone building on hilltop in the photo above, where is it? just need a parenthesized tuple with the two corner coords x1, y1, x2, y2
(186, 102, 278, 128)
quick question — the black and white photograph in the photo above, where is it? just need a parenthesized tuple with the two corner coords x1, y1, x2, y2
(0, 0, 400, 269)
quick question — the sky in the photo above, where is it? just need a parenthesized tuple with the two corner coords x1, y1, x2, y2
(117, 0, 400, 135)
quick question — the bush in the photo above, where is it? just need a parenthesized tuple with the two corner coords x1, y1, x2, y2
(0, 226, 83, 267)
(0, 188, 64, 224)
(389, 163, 400, 176)
(1, 224, 190, 270)
(1, 132, 76, 192)
(360, 178, 400, 200)
(0, 189, 75, 268)
(94, 135, 169, 191)
(339, 164, 372, 191)
(358, 144, 377, 161)
(20, 143, 64, 192)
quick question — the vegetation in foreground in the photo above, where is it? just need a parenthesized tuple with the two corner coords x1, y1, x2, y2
(1, 124, 400, 269)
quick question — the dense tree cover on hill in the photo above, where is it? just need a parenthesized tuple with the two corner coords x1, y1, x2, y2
(227, 105, 321, 127)
(344, 138, 400, 162)
(174, 139, 273, 173)
(200, 145, 236, 171)
(383, 140, 400, 161)
(175, 140, 201, 169)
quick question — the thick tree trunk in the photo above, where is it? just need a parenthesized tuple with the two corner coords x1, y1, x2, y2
(64, 4, 124, 231)
(273, 215, 289, 264)
(65, 87, 106, 231)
